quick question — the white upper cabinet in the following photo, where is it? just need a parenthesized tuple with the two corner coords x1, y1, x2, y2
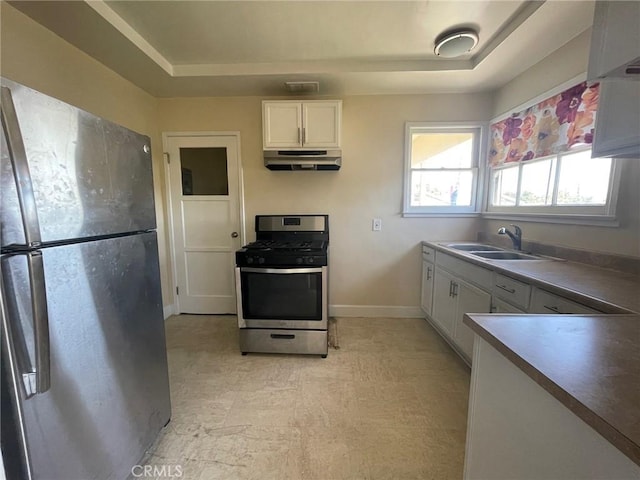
(262, 102, 302, 149)
(588, 2, 640, 157)
(592, 79, 640, 158)
(262, 100, 342, 150)
(587, 1, 640, 81)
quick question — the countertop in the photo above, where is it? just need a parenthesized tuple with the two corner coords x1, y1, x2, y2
(423, 241, 640, 314)
(463, 313, 640, 467)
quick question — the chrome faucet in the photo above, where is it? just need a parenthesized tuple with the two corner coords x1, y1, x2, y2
(498, 224, 522, 251)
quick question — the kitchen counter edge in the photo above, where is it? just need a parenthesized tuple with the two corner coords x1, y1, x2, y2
(463, 313, 640, 468)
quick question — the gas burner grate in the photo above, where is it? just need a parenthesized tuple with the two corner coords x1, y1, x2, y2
(244, 240, 325, 251)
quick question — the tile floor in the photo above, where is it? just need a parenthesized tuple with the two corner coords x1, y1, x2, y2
(142, 315, 471, 479)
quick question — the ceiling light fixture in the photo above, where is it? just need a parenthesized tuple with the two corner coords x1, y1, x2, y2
(434, 29, 479, 58)
(284, 81, 320, 93)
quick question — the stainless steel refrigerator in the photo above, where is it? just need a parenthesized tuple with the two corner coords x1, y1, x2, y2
(0, 78, 171, 479)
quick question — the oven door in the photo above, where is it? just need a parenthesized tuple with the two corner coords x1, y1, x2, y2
(236, 266, 328, 329)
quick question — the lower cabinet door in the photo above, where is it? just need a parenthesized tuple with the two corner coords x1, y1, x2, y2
(432, 267, 457, 335)
(454, 280, 492, 359)
(421, 259, 435, 316)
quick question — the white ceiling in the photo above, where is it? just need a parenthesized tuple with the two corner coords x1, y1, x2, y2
(8, 0, 595, 97)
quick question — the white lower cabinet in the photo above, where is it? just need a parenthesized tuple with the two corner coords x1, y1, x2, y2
(465, 337, 640, 479)
(529, 287, 602, 314)
(432, 267, 457, 335)
(454, 282, 491, 359)
(421, 246, 436, 317)
(431, 265, 491, 362)
(423, 247, 606, 364)
(491, 297, 526, 314)
(492, 273, 531, 311)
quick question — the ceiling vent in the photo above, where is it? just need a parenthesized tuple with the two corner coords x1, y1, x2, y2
(434, 29, 479, 58)
(284, 81, 320, 93)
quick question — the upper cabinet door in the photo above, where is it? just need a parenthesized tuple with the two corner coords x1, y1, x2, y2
(262, 101, 303, 149)
(262, 100, 342, 150)
(302, 101, 342, 148)
(592, 79, 640, 158)
(587, 1, 640, 80)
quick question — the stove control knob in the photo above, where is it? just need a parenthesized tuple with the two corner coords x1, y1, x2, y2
(247, 257, 254, 264)
(258, 257, 265, 264)
(307, 257, 315, 264)
(296, 258, 303, 265)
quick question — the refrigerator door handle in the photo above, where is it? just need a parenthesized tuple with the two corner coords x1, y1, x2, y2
(27, 251, 50, 394)
(1, 86, 43, 248)
(1, 252, 51, 397)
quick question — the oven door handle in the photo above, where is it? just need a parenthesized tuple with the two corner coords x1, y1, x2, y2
(240, 267, 323, 274)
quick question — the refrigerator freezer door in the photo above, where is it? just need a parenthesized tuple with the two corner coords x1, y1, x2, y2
(1, 78, 156, 248)
(1, 232, 170, 479)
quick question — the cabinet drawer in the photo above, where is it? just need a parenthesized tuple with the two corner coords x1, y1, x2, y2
(529, 288, 601, 314)
(493, 274, 531, 310)
(422, 245, 436, 262)
(492, 297, 526, 314)
(437, 253, 492, 289)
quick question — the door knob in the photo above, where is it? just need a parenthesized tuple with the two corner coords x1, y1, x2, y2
(231, 232, 239, 238)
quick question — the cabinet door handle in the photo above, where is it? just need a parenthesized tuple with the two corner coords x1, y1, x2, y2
(302, 127, 306, 144)
(496, 284, 516, 294)
(448, 281, 453, 297)
(453, 283, 458, 297)
(297, 127, 301, 144)
(543, 305, 561, 313)
(426, 267, 432, 280)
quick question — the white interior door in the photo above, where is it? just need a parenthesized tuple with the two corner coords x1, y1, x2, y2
(165, 134, 242, 314)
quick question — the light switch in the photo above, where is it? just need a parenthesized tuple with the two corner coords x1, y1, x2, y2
(372, 218, 382, 231)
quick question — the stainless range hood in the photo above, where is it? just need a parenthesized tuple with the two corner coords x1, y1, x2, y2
(264, 150, 341, 171)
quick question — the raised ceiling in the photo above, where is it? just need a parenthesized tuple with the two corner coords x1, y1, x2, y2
(8, 0, 595, 97)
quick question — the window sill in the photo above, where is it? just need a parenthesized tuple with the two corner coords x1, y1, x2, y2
(481, 212, 619, 227)
(403, 212, 481, 218)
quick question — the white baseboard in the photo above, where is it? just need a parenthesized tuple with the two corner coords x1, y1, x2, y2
(329, 305, 424, 318)
(163, 304, 176, 320)
(161, 303, 423, 319)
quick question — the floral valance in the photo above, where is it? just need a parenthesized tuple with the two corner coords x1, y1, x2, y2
(489, 81, 599, 166)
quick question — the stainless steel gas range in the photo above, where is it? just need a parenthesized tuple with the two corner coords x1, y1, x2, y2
(235, 215, 329, 357)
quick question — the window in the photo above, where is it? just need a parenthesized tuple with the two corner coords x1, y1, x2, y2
(488, 147, 618, 218)
(180, 147, 229, 195)
(403, 123, 484, 215)
(485, 80, 619, 224)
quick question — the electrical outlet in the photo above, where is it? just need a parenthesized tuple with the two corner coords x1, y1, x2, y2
(372, 218, 382, 231)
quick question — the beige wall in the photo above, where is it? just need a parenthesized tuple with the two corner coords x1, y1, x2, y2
(492, 29, 592, 119)
(0, 4, 173, 306)
(158, 94, 493, 309)
(486, 27, 640, 257)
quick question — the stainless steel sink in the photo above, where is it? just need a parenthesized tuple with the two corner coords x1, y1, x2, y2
(445, 243, 504, 252)
(471, 251, 540, 260)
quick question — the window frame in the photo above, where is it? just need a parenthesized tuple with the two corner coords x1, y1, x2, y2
(484, 146, 621, 225)
(402, 122, 486, 217)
